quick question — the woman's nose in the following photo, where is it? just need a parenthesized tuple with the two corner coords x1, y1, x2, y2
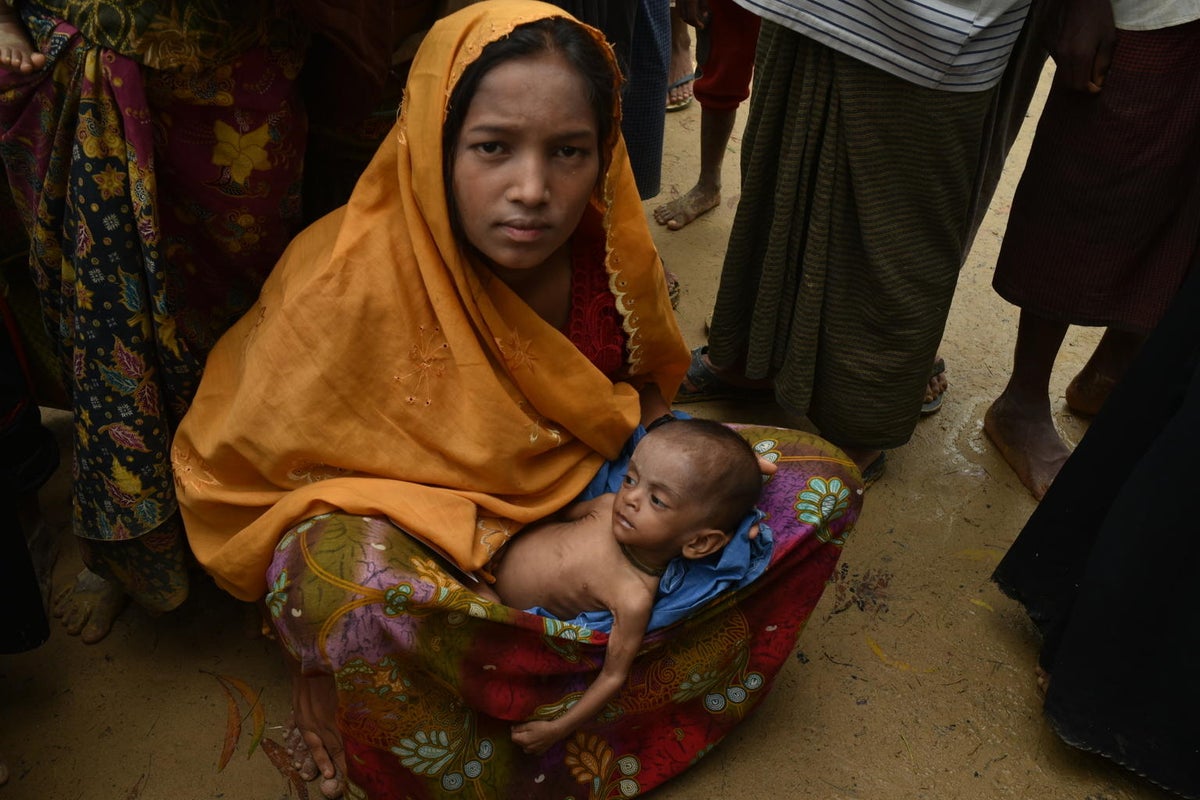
(506, 155, 550, 205)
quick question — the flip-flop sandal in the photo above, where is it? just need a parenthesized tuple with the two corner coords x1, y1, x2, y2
(664, 268, 681, 310)
(860, 451, 887, 488)
(921, 357, 946, 415)
(666, 70, 699, 112)
(675, 347, 771, 404)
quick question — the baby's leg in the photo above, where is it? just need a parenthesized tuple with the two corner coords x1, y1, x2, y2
(0, 6, 46, 74)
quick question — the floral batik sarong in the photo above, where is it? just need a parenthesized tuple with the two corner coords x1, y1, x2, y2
(0, 2, 307, 608)
(269, 425, 860, 799)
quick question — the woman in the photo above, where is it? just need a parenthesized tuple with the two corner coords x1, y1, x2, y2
(173, 2, 690, 792)
(992, 260, 1200, 799)
(175, 5, 861, 797)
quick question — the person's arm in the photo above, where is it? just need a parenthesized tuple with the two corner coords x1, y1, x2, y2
(511, 598, 652, 755)
(1045, 0, 1115, 93)
(637, 382, 671, 427)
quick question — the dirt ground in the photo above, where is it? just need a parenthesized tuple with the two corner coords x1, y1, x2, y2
(0, 61, 1177, 800)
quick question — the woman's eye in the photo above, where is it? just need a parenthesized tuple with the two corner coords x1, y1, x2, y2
(557, 145, 587, 158)
(474, 141, 503, 155)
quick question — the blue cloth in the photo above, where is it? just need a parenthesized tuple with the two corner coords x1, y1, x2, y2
(526, 413, 774, 633)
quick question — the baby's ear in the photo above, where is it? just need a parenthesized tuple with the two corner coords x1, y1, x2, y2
(681, 528, 729, 560)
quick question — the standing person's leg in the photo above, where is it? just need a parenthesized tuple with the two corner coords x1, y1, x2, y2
(988, 22, 1200, 498)
(984, 310, 1072, 499)
(1064, 328, 1145, 416)
(666, 4, 695, 110)
(654, 0, 758, 230)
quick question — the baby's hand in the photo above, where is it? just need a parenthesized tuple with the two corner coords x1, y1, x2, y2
(511, 720, 563, 756)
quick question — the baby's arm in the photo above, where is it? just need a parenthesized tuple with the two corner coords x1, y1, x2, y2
(0, 5, 46, 74)
(511, 597, 651, 755)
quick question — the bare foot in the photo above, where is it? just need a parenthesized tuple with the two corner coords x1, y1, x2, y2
(52, 568, 129, 643)
(290, 666, 347, 798)
(984, 394, 1071, 500)
(653, 184, 720, 230)
(1064, 366, 1117, 417)
(923, 359, 948, 410)
(0, 8, 46, 74)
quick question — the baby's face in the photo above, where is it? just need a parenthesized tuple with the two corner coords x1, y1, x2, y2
(611, 435, 710, 560)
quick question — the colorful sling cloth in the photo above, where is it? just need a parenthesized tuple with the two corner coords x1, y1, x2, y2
(172, 1, 690, 601)
(268, 425, 859, 798)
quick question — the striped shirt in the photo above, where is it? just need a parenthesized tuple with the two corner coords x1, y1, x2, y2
(734, 0, 1031, 91)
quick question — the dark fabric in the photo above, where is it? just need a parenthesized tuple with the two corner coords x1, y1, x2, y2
(706, 23, 993, 450)
(992, 20, 1200, 331)
(1, 294, 57, 654)
(693, 0, 759, 112)
(993, 264, 1200, 800)
(964, 0, 1050, 249)
(547, 0, 667, 198)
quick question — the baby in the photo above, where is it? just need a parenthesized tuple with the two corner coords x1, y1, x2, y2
(489, 416, 763, 755)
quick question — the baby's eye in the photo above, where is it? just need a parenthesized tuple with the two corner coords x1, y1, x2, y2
(650, 494, 667, 509)
(622, 474, 635, 487)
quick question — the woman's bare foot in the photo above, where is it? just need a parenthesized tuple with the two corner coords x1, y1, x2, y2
(653, 184, 720, 230)
(290, 665, 347, 798)
(0, 8, 46, 74)
(984, 393, 1071, 500)
(52, 568, 129, 643)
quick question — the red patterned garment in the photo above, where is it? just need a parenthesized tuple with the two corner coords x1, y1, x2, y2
(267, 425, 860, 798)
(566, 228, 629, 379)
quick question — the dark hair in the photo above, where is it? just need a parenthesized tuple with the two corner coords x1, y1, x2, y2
(442, 16, 620, 236)
(647, 418, 763, 534)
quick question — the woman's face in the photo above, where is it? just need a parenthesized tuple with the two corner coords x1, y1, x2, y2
(451, 50, 601, 275)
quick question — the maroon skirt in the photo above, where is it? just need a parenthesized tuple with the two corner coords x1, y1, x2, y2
(992, 20, 1200, 331)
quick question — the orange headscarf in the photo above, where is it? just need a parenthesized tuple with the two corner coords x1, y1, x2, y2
(172, 1, 690, 601)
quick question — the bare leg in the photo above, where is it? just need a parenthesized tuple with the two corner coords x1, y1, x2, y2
(0, 5, 46, 74)
(666, 8, 694, 109)
(289, 656, 347, 799)
(654, 106, 736, 230)
(52, 568, 129, 644)
(985, 310, 1072, 499)
(1065, 327, 1144, 416)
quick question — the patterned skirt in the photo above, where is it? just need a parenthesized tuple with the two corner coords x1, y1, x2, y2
(0, 5, 307, 609)
(706, 22, 994, 450)
(268, 425, 860, 799)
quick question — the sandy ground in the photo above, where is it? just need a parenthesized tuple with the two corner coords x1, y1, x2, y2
(0, 62, 1177, 800)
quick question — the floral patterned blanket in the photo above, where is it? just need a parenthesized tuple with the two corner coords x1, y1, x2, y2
(268, 425, 860, 799)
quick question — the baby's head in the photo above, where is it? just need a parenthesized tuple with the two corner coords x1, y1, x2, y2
(613, 418, 763, 570)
